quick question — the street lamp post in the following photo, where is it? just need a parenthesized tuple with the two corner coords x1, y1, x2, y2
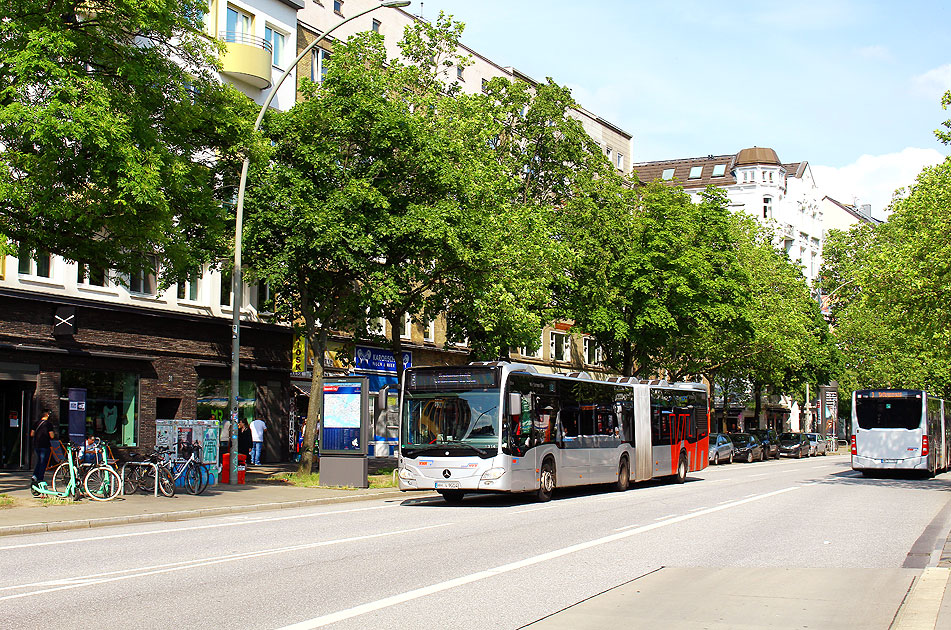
(228, 0, 411, 484)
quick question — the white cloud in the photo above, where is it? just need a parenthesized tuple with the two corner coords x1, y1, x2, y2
(912, 64, 951, 99)
(813, 148, 947, 219)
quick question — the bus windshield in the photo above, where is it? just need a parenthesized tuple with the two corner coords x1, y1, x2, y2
(402, 391, 500, 456)
(855, 397, 922, 430)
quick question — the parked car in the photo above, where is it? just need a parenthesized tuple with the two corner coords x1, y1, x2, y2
(778, 432, 810, 458)
(709, 433, 734, 465)
(749, 429, 780, 459)
(806, 433, 828, 456)
(729, 432, 765, 463)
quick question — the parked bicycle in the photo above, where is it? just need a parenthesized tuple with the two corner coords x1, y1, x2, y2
(51, 437, 122, 501)
(124, 442, 209, 496)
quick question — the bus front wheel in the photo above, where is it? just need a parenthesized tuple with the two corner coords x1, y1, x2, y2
(537, 460, 555, 502)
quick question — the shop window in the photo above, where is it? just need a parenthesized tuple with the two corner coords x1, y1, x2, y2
(59, 369, 140, 446)
(196, 378, 257, 425)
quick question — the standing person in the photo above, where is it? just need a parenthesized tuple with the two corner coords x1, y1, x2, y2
(237, 419, 252, 459)
(30, 410, 55, 486)
(250, 417, 266, 466)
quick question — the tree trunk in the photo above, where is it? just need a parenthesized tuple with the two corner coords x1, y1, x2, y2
(298, 296, 328, 476)
(622, 343, 634, 377)
(752, 380, 763, 430)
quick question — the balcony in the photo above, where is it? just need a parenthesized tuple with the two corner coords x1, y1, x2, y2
(219, 31, 273, 89)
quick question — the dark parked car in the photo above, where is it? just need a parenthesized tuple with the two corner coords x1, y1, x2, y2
(729, 432, 766, 463)
(778, 432, 810, 458)
(709, 433, 734, 465)
(749, 429, 780, 459)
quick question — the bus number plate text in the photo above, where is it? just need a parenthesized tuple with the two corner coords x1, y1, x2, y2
(435, 481, 460, 489)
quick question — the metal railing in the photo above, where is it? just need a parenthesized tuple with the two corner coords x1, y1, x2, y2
(219, 31, 273, 55)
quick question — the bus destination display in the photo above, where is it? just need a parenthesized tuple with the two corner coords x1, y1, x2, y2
(408, 368, 498, 391)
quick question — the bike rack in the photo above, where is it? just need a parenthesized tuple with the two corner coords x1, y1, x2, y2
(120, 461, 160, 497)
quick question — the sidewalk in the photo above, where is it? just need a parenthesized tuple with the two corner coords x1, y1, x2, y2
(0, 460, 419, 537)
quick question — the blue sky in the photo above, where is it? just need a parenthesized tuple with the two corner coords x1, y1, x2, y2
(407, 0, 950, 216)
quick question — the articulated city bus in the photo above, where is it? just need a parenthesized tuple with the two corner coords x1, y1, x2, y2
(397, 362, 709, 502)
(851, 389, 951, 476)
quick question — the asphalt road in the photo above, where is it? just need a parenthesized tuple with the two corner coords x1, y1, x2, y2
(2, 454, 949, 629)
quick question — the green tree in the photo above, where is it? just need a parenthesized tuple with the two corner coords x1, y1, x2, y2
(0, 0, 256, 279)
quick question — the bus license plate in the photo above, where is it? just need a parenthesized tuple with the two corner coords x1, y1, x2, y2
(435, 481, 460, 489)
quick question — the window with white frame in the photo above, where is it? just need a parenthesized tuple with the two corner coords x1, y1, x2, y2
(763, 196, 772, 220)
(264, 26, 285, 67)
(220, 268, 233, 306)
(177, 272, 200, 302)
(616, 152, 624, 170)
(129, 257, 157, 295)
(583, 338, 594, 364)
(399, 313, 411, 339)
(312, 48, 331, 82)
(712, 164, 726, 177)
(367, 314, 386, 337)
(226, 6, 252, 40)
(423, 319, 435, 342)
(76, 261, 109, 287)
(605, 147, 613, 162)
(661, 168, 675, 180)
(550, 331, 569, 362)
(17, 245, 51, 278)
(688, 166, 703, 179)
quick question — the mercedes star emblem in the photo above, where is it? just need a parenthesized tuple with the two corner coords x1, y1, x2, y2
(442, 469, 451, 479)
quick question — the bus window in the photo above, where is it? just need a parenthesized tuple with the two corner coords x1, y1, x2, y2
(579, 405, 595, 436)
(534, 400, 557, 445)
(561, 405, 579, 438)
(855, 397, 922, 430)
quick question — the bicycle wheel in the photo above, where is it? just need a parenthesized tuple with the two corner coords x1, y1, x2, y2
(157, 466, 175, 497)
(84, 466, 121, 501)
(183, 462, 201, 495)
(195, 463, 210, 495)
(123, 466, 144, 495)
(51, 462, 71, 493)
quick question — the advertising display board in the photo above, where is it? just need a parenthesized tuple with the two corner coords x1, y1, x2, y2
(320, 377, 369, 456)
(155, 419, 221, 485)
(67, 388, 87, 445)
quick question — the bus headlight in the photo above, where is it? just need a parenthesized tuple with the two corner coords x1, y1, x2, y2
(480, 468, 505, 482)
(398, 468, 416, 482)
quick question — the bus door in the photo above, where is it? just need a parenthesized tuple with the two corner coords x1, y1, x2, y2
(558, 404, 588, 486)
(504, 391, 536, 492)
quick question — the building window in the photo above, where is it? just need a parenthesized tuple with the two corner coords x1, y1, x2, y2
(661, 168, 675, 180)
(583, 338, 595, 365)
(312, 48, 331, 82)
(129, 257, 156, 295)
(763, 196, 772, 220)
(519, 332, 543, 359)
(551, 331, 569, 362)
(481, 78, 488, 92)
(333, 0, 343, 16)
(616, 153, 624, 170)
(423, 319, 435, 342)
(400, 313, 411, 339)
(605, 147, 613, 161)
(60, 369, 140, 447)
(78, 262, 108, 287)
(264, 26, 285, 67)
(226, 6, 252, 39)
(197, 378, 256, 427)
(712, 164, 726, 177)
(219, 268, 235, 306)
(371, 18, 380, 33)
(456, 65, 464, 80)
(177, 273, 200, 302)
(768, 171, 774, 183)
(17, 245, 51, 278)
(367, 315, 386, 337)
(688, 166, 703, 179)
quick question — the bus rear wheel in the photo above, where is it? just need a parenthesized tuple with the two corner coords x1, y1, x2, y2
(615, 457, 630, 492)
(537, 460, 555, 502)
(675, 455, 687, 484)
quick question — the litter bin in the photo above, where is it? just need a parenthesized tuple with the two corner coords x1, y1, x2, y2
(220, 453, 246, 484)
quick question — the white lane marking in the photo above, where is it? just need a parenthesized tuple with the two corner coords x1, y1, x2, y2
(687, 506, 709, 512)
(511, 505, 560, 514)
(654, 514, 678, 521)
(0, 504, 397, 551)
(706, 478, 733, 483)
(613, 523, 641, 532)
(748, 473, 769, 478)
(0, 522, 452, 601)
(276, 486, 800, 630)
(717, 499, 734, 505)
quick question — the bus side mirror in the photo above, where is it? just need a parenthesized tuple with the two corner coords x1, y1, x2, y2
(507, 393, 521, 416)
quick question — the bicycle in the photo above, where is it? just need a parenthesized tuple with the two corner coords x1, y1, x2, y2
(31, 442, 81, 501)
(51, 438, 121, 501)
(123, 447, 175, 497)
(167, 441, 209, 495)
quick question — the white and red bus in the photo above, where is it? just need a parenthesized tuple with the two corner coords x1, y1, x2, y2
(397, 362, 709, 502)
(852, 389, 951, 476)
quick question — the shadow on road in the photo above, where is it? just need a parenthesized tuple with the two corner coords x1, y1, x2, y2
(808, 468, 951, 492)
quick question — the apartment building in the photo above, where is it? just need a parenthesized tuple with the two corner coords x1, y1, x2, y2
(632, 147, 825, 285)
(0, 0, 304, 470)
